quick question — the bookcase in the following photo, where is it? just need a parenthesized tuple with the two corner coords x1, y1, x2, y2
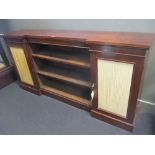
(4, 30, 153, 131)
(30, 43, 91, 108)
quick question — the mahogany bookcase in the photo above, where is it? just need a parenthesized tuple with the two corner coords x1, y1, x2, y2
(4, 30, 153, 131)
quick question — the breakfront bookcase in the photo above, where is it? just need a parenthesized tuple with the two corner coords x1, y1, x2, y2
(4, 30, 153, 131)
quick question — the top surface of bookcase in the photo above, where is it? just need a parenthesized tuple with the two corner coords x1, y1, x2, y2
(5, 29, 154, 49)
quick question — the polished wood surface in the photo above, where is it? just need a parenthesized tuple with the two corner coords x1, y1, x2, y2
(90, 48, 145, 131)
(4, 29, 152, 131)
(0, 66, 16, 89)
(37, 70, 91, 88)
(5, 29, 153, 48)
(91, 109, 133, 131)
(32, 53, 91, 68)
(42, 85, 90, 106)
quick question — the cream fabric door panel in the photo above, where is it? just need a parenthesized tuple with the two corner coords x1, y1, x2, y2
(98, 59, 134, 117)
(10, 47, 34, 85)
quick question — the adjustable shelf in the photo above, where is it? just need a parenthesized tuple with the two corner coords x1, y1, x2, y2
(39, 75, 91, 106)
(32, 53, 90, 68)
(34, 58, 91, 88)
(37, 70, 91, 88)
(30, 42, 92, 107)
(42, 86, 90, 106)
(31, 43, 90, 68)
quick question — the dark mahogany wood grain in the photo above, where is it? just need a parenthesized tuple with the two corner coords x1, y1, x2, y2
(5, 41, 41, 91)
(90, 47, 146, 131)
(3, 30, 153, 131)
(5, 29, 153, 49)
(0, 66, 16, 89)
(91, 109, 133, 131)
(42, 88, 91, 111)
(20, 82, 41, 95)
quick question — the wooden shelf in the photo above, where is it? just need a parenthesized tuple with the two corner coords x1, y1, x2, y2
(39, 75, 91, 101)
(31, 43, 91, 109)
(41, 85, 90, 106)
(37, 70, 91, 88)
(32, 53, 90, 68)
(34, 58, 90, 82)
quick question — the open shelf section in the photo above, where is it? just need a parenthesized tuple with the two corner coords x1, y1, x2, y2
(42, 85, 90, 106)
(39, 75, 91, 106)
(37, 70, 91, 88)
(34, 58, 91, 88)
(30, 43, 90, 68)
(30, 42, 91, 108)
(32, 53, 90, 68)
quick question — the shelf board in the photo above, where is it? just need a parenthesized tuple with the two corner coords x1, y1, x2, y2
(32, 53, 90, 68)
(41, 85, 91, 106)
(37, 70, 91, 88)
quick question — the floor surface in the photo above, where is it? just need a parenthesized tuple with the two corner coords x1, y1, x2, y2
(0, 82, 155, 135)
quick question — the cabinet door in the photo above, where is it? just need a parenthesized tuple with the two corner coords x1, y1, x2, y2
(91, 50, 144, 130)
(97, 59, 133, 117)
(9, 46, 34, 86)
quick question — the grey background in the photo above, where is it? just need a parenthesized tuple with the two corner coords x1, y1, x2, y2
(0, 19, 155, 103)
(0, 20, 9, 33)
